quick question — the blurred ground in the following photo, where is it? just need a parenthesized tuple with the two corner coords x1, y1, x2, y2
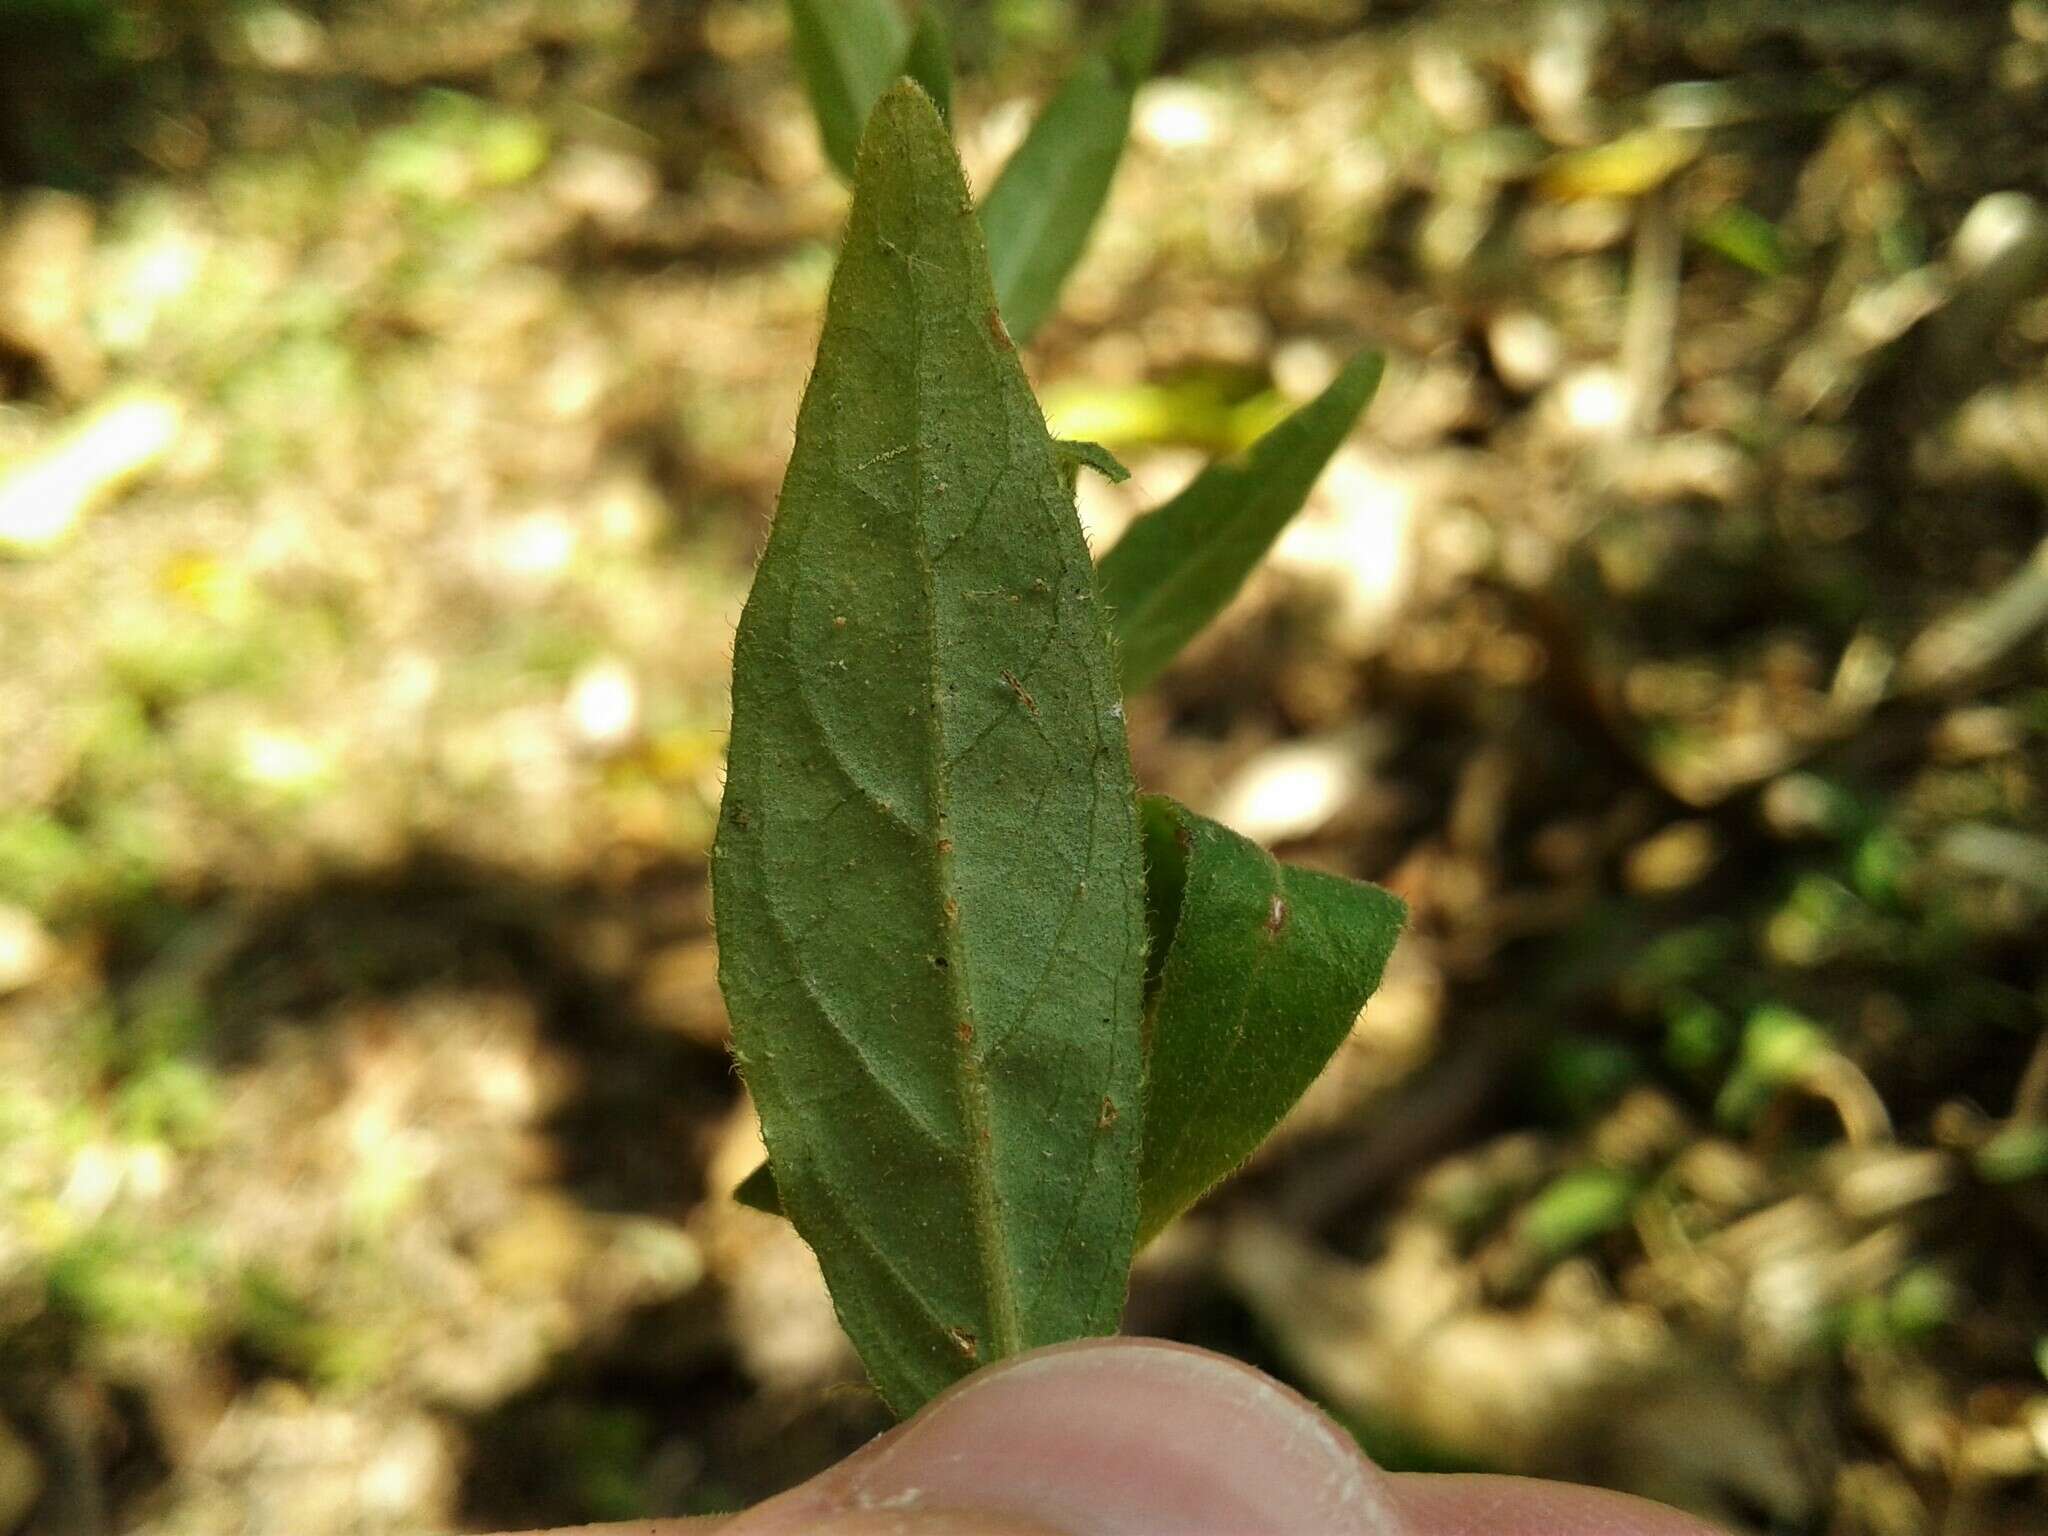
(1, 1, 2046, 1531)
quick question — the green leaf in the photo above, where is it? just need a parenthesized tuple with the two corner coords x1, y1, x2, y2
(1053, 437, 1131, 493)
(1692, 205, 1788, 276)
(1520, 1167, 1641, 1259)
(903, 5, 953, 128)
(979, 1, 1163, 345)
(787, 0, 911, 182)
(1715, 1005, 1827, 1130)
(712, 82, 1149, 1415)
(1136, 797, 1406, 1242)
(739, 792, 1407, 1250)
(1096, 350, 1382, 693)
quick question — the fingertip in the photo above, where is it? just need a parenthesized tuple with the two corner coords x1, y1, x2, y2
(730, 1338, 1401, 1536)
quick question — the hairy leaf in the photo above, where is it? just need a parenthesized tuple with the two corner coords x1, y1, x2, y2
(1137, 796, 1406, 1242)
(788, 0, 910, 181)
(1053, 437, 1131, 493)
(713, 82, 1149, 1415)
(1096, 350, 1383, 692)
(979, 2, 1162, 346)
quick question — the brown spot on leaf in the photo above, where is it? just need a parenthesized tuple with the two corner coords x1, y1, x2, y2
(947, 1326, 980, 1361)
(1097, 1095, 1119, 1130)
(1265, 894, 1289, 936)
(1001, 669, 1038, 714)
(986, 307, 1014, 352)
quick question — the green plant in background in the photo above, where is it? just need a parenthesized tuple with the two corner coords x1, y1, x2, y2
(714, 61, 1401, 1416)
(1097, 351, 1384, 691)
(789, 0, 1161, 348)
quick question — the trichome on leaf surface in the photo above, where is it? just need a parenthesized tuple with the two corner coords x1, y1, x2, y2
(713, 61, 1404, 1417)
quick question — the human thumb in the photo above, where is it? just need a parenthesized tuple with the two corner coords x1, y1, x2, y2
(721, 1337, 1727, 1536)
(723, 1337, 1403, 1535)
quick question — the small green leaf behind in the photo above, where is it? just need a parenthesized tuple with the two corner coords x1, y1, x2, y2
(739, 794, 1407, 1249)
(712, 82, 1148, 1416)
(1136, 796, 1406, 1243)
(1519, 1167, 1642, 1261)
(1692, 205, 1789, 276)
(787, 0, 911, 181)
(903, 5, 954, 127)
(979, 1, 1163, 346)
(1054, 438, 1132, 494)
(1096, 350, 1383, 693)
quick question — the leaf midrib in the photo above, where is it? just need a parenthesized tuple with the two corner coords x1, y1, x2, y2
(901, 156, 1026, 1363)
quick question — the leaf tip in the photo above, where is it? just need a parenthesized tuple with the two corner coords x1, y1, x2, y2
(1338, 346, 1387, 405)
(868, 74, 949, 141)
(855, 76, 969, 206)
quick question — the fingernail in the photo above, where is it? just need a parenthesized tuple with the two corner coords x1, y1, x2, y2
(730, 1339, 1401, 1536)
